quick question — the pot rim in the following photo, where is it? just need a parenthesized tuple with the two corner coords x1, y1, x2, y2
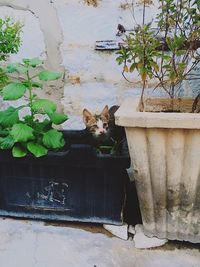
(115, 97, 200, 129)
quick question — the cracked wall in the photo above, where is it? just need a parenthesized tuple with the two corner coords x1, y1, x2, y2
(0, 0, 198, 129)
(0, 0, 158, 128)
(0, 0, 64, 112)
(57, 0, 159, 129)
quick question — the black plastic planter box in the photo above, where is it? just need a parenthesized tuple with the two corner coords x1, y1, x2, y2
(0, 130, 130, 225)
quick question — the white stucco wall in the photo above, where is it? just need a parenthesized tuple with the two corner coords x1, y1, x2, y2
(0, 0, 199, 129)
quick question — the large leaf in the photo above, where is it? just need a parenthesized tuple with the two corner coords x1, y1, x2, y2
(29, 58, 43, 67)
(0, 135, 15, 149)
(11, 123, 34, 142)
(42, 129, 65, 149)
(12, 145, 27, 157)
(48, 112, 68, 125)
(32, 120, 51, 133)
(3, 83, 26, 100)
(0, 129, 9, 137)
(32, 99, 57, 114)
(0, 107, 19, 127)
(38, 71, 62, 81)
(27, 142, 48, 157)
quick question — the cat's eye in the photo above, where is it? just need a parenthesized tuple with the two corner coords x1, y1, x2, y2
(103, 123, 108, 128)
(91, 125, 98, 130)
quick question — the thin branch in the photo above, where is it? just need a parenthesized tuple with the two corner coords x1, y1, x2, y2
(122, 71, 135, 83)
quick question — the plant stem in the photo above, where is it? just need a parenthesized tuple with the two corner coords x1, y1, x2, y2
(142, 0, 145, 25)
(27, 70, 34, 124)
(139, 0, 146, 111)
(170, 82, 175, 99)
(139, 79, 146, 111)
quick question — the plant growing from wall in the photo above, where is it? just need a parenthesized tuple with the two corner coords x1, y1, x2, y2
(0, 17, 22, 89)
(116, 0, 200, 111)
(0, 58, 68, 157)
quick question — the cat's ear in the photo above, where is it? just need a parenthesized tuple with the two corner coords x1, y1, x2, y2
(83, 108, 93, 124)
(101, 105, 110, 121)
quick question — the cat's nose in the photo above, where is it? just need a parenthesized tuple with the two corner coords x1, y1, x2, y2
(99, 129, 105, 134)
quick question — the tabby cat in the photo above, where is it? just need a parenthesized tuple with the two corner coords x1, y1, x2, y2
(83, 105, 127, 154)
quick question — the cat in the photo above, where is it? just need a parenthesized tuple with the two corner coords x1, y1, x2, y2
(83, 105, 127, 154)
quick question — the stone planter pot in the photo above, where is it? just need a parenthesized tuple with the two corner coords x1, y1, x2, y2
(115, 97, 200, 243)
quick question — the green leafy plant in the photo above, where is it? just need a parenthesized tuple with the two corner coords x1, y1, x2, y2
(0, 17, 23, 89)
(116, 0, 200, 111)
(0, 17, 22, 61)
(0, 68, 9, 90)
(117, 24, 160, 110)
(0, 58, 68, 157)
(97, 137, 126, 155)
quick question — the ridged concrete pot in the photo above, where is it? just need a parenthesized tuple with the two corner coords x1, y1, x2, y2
(115, 97, 200, 243)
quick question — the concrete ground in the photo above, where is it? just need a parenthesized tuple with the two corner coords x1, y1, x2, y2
(0, 218, 200, 267)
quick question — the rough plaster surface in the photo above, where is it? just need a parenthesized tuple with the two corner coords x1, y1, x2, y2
(58, 0, 159, 123)
(0, 218, 200, 267)
(1, 0, 199, 127)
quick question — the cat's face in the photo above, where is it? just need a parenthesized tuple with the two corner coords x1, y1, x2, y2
(83, 105, 110, 138)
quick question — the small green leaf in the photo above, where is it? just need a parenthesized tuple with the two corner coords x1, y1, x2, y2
(38, 71, 62, 81)
(5, 63, 18, 73)
(22, 81, 43, 89)
(31, 81, 43, 88)
(48, 112, 68, 125)
(6, 63, 28, 74)
(3, 83, 26, 100)
(22, 58, 30, 65)
(32, 99, 57, 114)
(176, 50, 186, 56)
(130, 63, 137, 72)
(12, 145, 27, 157)
(15, 65, 28, 74)
(161, 54, 172, 61)
(0, 135, 15, 149)
(11, 123, 34, 142)
(29, 58, 43, 67)
(42, 129, 65, 149)
(27, 142, 48, 157)
(0, 107, 19, 127)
